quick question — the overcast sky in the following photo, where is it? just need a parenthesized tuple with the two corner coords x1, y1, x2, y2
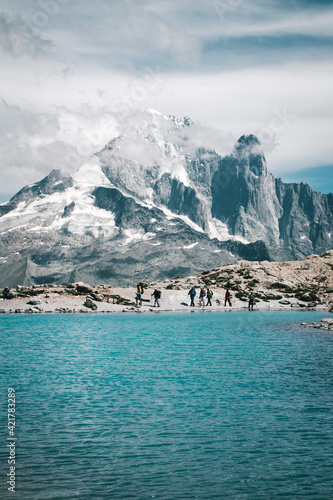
(1, 0, 333, 202)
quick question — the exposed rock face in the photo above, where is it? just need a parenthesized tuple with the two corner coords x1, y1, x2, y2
(0, 110, 332, 287)
(212, 135, 282, 245)
(275, 180, 333, 257)
(211, 134, 333, 254)
(152, 175, 209, 230)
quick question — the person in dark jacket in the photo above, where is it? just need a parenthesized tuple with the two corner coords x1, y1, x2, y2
(206, 288, 213, 306)
(152, 289, 161, 307)
(188, 286, 196, 307)
(199, 287, 206, 307)
(224, 289, 232, 307)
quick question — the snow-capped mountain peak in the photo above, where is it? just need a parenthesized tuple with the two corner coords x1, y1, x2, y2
(0, 110, 332, 286)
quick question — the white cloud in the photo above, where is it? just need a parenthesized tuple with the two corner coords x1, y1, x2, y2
(203, 3, 333, 39)
(0, 12, 52, 58)
(1, 57, 333, 200)
(0, 0, 332, 201)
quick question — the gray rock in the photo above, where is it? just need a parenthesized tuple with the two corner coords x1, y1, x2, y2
(27, 298, 42, 305)
(76, 282, 94, 294)
(84, 297, 97, 310)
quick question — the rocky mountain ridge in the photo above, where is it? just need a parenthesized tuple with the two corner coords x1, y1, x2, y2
(0, 110, 332, 287)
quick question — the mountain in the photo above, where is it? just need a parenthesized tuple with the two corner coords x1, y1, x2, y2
(0, 110, 332, 287)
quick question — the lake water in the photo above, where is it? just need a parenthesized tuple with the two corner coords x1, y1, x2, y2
(1, 310, 333, 499)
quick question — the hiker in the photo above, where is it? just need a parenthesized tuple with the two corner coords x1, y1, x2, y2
(136, 283, 144, 307)
(188, 286, 196, 307)
(152, 289, 161, 307)
(199, 287, 206, 307)
(224, 289, 232, 307)
(206, 288, 213, 306)
(248, 293, 254, 310)
(2, 287, 10, 299)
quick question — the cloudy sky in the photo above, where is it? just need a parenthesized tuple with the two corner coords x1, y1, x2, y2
(0, 0, 333, 202)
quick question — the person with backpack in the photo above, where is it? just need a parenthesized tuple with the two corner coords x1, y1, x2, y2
(199, 287, 206, 307)
(206, 288, 213, 306)
(188, 286, 196, 307)
(136, 283, 144, 307)
(152, 289, 161, 307)
(225, 289, 232, 307)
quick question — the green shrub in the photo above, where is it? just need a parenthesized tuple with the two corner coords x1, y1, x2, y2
(207, 273, 219, 280)
(247, 279, 259, 287)
(296, 294, 312, 302)
(264, 293, 283, 300)
(269, 282, 294, 293)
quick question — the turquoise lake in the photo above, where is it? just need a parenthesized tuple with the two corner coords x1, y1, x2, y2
(1, 310, 333, 499)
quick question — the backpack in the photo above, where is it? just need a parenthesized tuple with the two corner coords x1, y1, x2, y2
(137, 285, 143, 294)
(207, 290, 213, 299)
(156, 290, 161, 299)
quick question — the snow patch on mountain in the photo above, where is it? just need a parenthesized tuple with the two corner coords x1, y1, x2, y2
(0, 157, 119, 238)
(73, 156, 113, 188)
(26, 190, 118, 238)
(158, 206, 204, 234)
(207, 219, 249, 244)
(159, 159, 190, 187)
(122, 229, 156, 245)
(183, 242, 198, 249)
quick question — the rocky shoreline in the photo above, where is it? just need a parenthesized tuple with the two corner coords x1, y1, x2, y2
(301, 318, 333, 331)
(1, 251, 333, 316)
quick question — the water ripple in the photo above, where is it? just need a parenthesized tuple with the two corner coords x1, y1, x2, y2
(1, 311, 333, 499)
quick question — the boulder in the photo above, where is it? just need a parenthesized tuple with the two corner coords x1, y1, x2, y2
(84, 297, 97, 310)
(76, 282, 94, 294)
(27, 298, 42, 305)
(90, 292, 103, 302)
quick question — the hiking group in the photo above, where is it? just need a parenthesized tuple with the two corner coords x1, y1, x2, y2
(135, 283, 255, 310)
(136, 283, 162, 307)
(188, 287, 232, 308)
